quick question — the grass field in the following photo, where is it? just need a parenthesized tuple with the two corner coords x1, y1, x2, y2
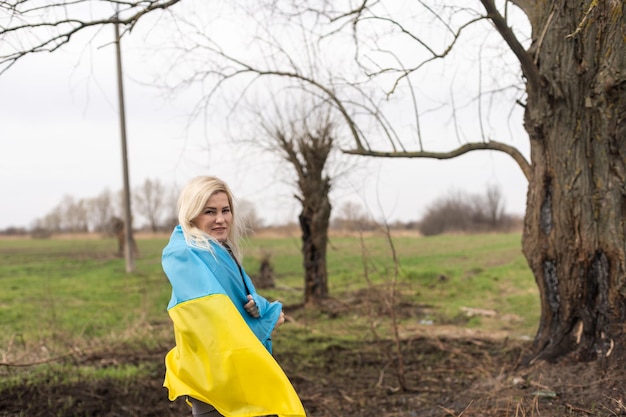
(0, 231, 538, 366)
(4, 232, 626, 417)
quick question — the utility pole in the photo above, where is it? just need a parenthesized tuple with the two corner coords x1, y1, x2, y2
(114, 15, 135, 273)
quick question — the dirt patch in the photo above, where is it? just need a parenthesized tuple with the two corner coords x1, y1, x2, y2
(2, 337, 625, 416)
(2, 297, 625, 417)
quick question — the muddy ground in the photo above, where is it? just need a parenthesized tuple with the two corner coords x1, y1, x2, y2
(2, 302, 626, 417)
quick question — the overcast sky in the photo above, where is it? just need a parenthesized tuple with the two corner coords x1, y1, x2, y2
(0, 4, 530, 230)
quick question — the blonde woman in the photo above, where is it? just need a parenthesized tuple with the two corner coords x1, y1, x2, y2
(162, 176, 305, 417)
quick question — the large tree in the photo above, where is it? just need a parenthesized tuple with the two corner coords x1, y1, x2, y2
(2, 0, 625, 364)
(513, 0, 625, 363)
(134, 178, 166, 232)
(294, 0, 624, 363)
(257, 105, 336, 306)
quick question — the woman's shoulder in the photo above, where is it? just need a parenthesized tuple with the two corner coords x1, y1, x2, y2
(163, 226, 187, 252)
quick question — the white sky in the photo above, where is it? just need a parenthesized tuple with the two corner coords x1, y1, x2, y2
(0, 3, 530, 230)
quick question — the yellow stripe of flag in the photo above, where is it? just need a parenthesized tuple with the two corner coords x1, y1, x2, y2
(164, 293, 306, 417)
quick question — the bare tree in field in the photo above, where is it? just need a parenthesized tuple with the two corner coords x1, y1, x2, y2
(162, 184, 180, 232)
(36, 208, 62, 234)
(482, 184, 505, 228)
(134, 178, 165, 232)
(58, 195, 89, 233)
(333, 201, 372, 232)
(255, 103, 336, 306)
(86, 189, 115, 233)
(238, 199, 263, 232)
(2, 0, 625, 364)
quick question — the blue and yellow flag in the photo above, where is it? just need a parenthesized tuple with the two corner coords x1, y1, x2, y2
(162, 226, 306, 417)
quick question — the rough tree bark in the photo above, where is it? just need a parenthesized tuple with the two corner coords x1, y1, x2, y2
(294, 133, 333, 306)
(514, 0, 626, 362)
(270, 118, 334, 306)
(298, 175, 332, 306)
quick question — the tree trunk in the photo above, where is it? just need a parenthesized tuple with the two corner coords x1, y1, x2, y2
(264, 108, 335, 306)
(300, 187, 331, 306)
(522, 1, 626, 362)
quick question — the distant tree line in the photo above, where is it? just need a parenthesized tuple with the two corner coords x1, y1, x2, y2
(416, 184, 521, 236)
(0, 178, 269, 237)
(331, 183, 521, 235)
(0, 179, 176, 237)
(1, 182, 520, 237)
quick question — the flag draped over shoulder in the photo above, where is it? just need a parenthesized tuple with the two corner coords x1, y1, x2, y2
(162, 226, 306, 417)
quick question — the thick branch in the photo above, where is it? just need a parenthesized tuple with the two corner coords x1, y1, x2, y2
(479, 0, 542, 90)
(343, 140, 532, 181)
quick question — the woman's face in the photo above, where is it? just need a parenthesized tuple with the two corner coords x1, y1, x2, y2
(193, 191, 232, 242)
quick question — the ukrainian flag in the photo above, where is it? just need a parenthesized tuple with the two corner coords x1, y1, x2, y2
(162, 226, 306, 417)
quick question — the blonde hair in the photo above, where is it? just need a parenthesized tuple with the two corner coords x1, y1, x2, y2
(177, 176, 244, 261)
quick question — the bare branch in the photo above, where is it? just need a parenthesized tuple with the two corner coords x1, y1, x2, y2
(344, 140, 532, 181)
(354, 14, 486, 91)
(206, 49, 365, 150)
(479, 0, 542, 89)
(0, 0, 182, 74)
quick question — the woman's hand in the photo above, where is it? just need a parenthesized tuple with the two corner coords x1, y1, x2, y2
(273, 311, 285, 331)
(244, 295, 260, 318)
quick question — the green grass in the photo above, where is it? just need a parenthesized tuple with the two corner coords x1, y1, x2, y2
(0, 232, 539, 370)
(0, 361, 156, 391)
(0, 238, 166, 340)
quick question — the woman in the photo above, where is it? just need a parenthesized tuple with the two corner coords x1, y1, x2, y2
(162, 176, 306, 417)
